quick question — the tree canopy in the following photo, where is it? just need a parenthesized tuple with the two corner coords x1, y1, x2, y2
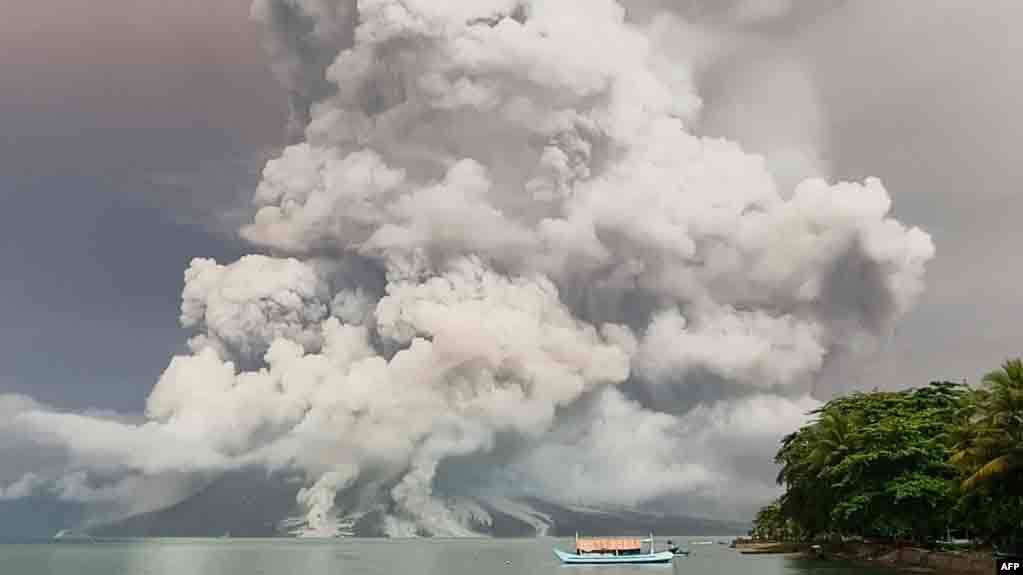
(755, 361, 1023, 551)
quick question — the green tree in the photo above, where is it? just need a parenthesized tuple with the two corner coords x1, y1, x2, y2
(766, 362, 1023, 550)
(751, 499, 802, 541)
(826, 383, 964, 543)
(808, 409, 861, 478)
(775, 382, 967, 544)
(776, 423, 834, 539)
(951, 359, 1023, 551)
(953, 359, 1023, 490)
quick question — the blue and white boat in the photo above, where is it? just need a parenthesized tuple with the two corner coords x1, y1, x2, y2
(553, 534, 679, 564)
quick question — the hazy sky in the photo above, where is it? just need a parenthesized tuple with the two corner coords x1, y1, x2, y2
(0, 0, 1019, 409)
(0, 0, 280, 409)
(804, 1, 1023, 388)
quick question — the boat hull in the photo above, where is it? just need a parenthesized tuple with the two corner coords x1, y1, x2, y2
(553, 549, 674, 564)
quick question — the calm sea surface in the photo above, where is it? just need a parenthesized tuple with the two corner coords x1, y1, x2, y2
(0, 536, 893, 575)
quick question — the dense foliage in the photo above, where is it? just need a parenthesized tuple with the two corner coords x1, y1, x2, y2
(753, 360, 1023, 550)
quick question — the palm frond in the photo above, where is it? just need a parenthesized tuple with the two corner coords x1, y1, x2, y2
(961, 454, 1013, 490)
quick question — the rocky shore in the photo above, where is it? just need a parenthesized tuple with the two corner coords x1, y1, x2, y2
(732, 541, 806, 554)
(813, 542, 994, 575)
(732, 540, 995, 574)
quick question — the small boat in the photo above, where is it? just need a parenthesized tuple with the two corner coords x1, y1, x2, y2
(554, 534, 677, 564)
(665, 539, 690, 556)
(53, 529, 95, 542)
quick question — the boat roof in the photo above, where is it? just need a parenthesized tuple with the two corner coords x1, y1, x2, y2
(576, 538, 643, 551)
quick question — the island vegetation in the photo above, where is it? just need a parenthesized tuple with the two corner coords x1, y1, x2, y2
(751, 359, 1023, 553)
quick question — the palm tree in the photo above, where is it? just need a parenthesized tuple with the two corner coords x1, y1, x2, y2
(772, 406, 862, 540)
(807, 408, 861, 478)
(954, 359, 1023, 491)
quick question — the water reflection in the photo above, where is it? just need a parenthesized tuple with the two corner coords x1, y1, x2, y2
(122, 539, 339, 575)
(0, 536, 895, 575)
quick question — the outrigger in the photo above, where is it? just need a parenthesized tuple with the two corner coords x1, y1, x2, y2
(553, 533, 682, 564)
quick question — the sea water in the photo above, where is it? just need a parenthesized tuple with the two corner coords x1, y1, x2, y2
(0, 536, 893, 575)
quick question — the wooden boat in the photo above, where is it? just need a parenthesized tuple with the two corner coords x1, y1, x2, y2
(553, 534, 677, 564)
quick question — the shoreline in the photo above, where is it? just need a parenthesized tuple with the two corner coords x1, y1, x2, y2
(733, 540, 994, 575)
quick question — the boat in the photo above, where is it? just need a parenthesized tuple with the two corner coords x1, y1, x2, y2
(553, 534, 677, 564)
(52, 529, 95, 542)
(666, 544, 691, 556)
(665, 539, 690, 556)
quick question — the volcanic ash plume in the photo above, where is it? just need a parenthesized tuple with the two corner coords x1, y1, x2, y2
(1, 0, 932, 535)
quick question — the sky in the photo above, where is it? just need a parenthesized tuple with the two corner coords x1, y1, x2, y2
(803, 1, 1023, 387)
(0, 0, 281, 410)
(0, 0, 1020, 531)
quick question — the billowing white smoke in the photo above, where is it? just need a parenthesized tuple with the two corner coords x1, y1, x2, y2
(0, 0, 932, 535)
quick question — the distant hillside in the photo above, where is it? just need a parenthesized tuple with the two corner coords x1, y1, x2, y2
(92, 469, 300, 538)
(87, 469, 747, 538)
(525, 499, 749, 537)
(0, 498, 86, 541)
